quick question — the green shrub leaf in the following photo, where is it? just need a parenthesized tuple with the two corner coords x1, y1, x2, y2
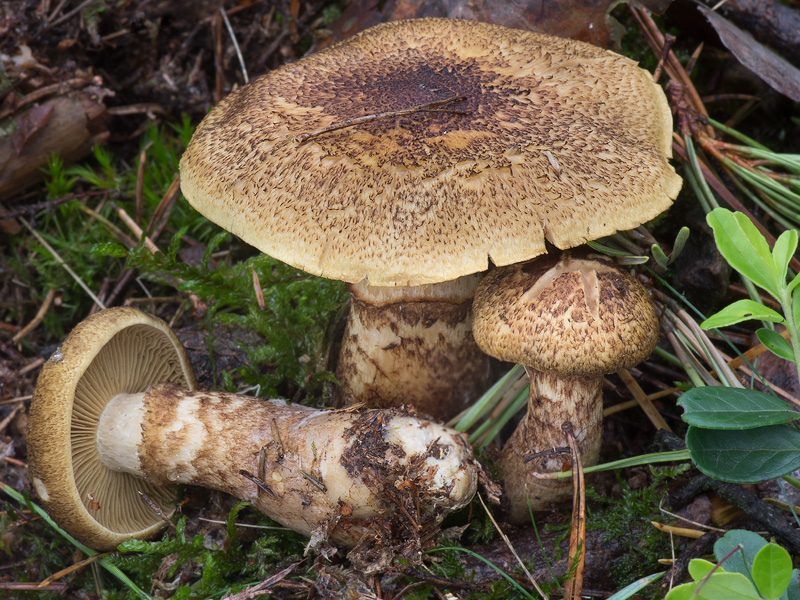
(789, 272, 800, 295)
(694, 572, 761, 599)
(772, 229, 798, 285)
(678, 387, 799, 429)
(715, 530, 768, 579)
(664, 582, 696, 600)
(686, 424, 800, 482)
(752, 543, 793, 600)
(757, 329, 796, 362)
(689, 558, 721, 581)
(707, 208, 781, 298)
(701, 299, 785, 330)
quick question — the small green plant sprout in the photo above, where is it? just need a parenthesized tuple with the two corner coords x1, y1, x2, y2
(701, 207, 800, 372)
(665, 529, 799, 600)
(651, 226, 690, 270)
(676, 207, 800, 483)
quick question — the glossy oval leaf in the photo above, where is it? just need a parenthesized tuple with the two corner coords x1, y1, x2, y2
(678, 387, 799, 430)
(715, 529, 768, 581)
(774, 230, 798, 281)
(707, 208, 780, 298)
(772, 229, 798, 285)
(757, 329, 796, 362)
(686, 424, 800, 482)
(689, 558, 721, 581)
(789, 272, 800, 295)
(665, 582, 696, 600)
(752, 543, 793, 600)
(701, 299, 784, 330)
(785, 569, 800, 600)
(695, 572, 761, 599)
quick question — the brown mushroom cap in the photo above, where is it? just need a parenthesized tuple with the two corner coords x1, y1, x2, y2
(27, 307, 197, 549)
(472, 250, 660, 376)
(180, 18, 681, 287)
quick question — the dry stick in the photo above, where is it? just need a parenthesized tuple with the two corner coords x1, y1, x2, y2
(685, 42, 705, 78)
(76, 202, 137, 249)
(137, 491, 177, 529)
(0, 190, 108, 221)
(43, 0, 97, 31)
(0, 404, 22, 435)
(562, 423, 586, 600)
(212, 13, 224, 105)
(252, 268, 266, 310)
(221, 562, 300, 600)
(652, 33, 676, 83)
(219, 6, 249, 84)
(106, 103, 167, 117)
(0, 582, 67, 592)
(0, 395, 32, 406)
(112, 202, 201, 310)
(38, 552, 111, 587)
(46, 0, 69, 23)
(19, 357, 44, 376)
(123, 296, 182, 307)
(0, 77, 96, 121)
(476, 494, 547, 599)
(135, 149, 146, 225)
(146, 175, 181, 237)
(631, 7, 714, 136)
(651, 521, 705, 539)
(11, 288, 57, 345)
(296, 95, 468, 143)
(20, 219, 105, 310)
(617, 368, 672, 432)
(604, 388, 682, 417)
(111, 202, 159, 253)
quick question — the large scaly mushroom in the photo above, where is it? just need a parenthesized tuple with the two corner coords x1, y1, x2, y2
(179, 18, 680, 420)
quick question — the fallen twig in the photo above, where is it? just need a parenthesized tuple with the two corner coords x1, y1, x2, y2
(11, 288, 57, 344)
(563, 423, 585, 600)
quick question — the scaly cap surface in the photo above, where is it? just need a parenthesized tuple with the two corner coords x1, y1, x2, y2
(180, 18, 681, 286)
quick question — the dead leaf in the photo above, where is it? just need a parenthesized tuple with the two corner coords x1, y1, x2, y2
(10, 104, 55, 156)
(699, 5, 800, 101)
(328, 0, 674, 49)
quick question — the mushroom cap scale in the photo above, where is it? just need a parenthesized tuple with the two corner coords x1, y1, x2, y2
(180, 18, 681, 287)
(472, 251, 660, 376)
(27, 307, 197, 549)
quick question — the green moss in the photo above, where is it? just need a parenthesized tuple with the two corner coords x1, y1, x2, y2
(587, 465, 688, 594)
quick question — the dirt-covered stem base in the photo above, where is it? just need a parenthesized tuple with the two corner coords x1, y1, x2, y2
(98, 383, 479, 547)
(500, 370, 602, 522)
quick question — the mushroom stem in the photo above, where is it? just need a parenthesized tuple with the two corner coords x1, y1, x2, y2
(95, 382, 478, 547)
(336, 275, 491, 421)
(499, 370, 603, 522)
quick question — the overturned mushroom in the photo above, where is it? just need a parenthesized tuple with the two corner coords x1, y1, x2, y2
(27, 307, 479, 551)
(472, 250, 660, 521)
(179, 18, 681, 420)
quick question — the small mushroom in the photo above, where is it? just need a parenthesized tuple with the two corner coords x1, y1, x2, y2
(27, 307, 479, 550)
(472, 250, 660, 521)
(179, 18, 680, 420)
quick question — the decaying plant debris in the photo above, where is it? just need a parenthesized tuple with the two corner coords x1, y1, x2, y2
(2, 0, 800, 598)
